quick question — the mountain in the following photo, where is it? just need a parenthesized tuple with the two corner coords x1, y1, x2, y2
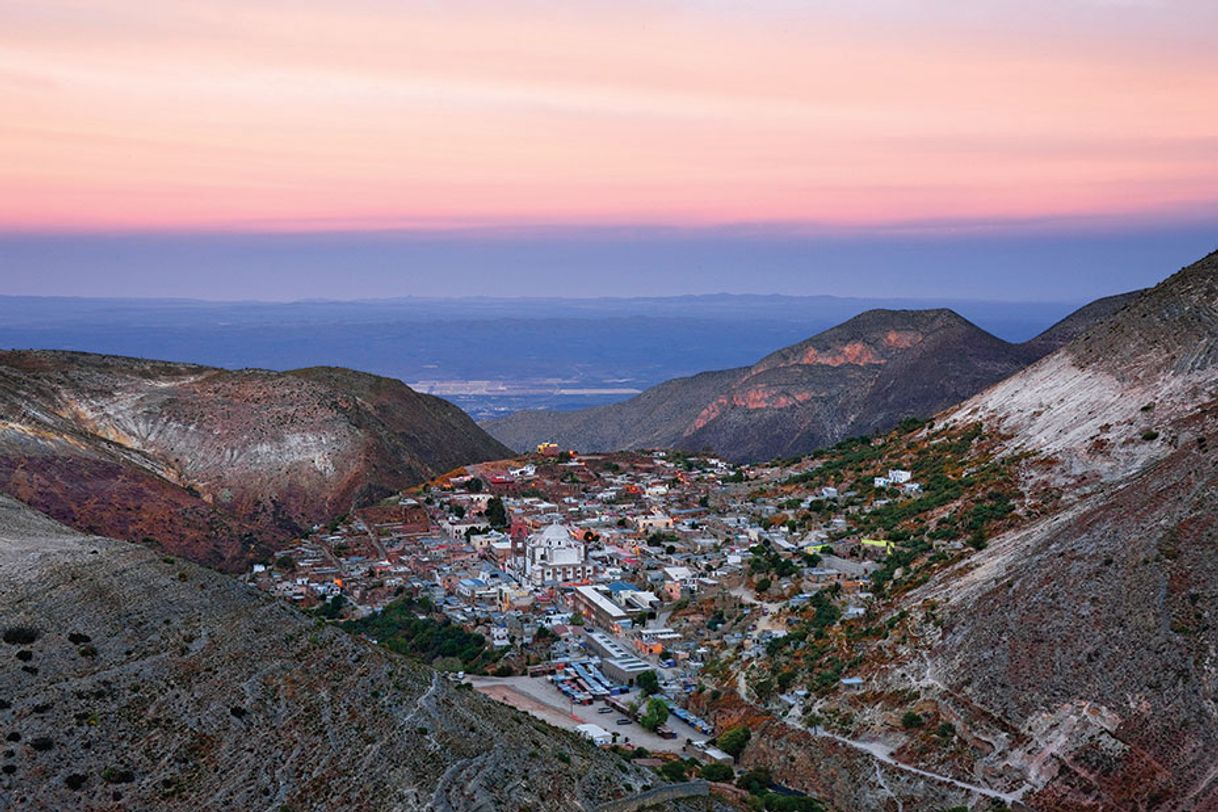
(911, 250, 1218, 809)
(0, 351, 511, 571)
(0, 495, 714, 811)
(702, 250, 1218, 809)
(486, 296, 1138, 462)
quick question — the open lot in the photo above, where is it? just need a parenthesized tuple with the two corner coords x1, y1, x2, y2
(467, 675, 694, 754)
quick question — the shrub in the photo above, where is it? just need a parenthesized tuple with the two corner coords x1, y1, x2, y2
(101, 767, 135, 784)
(2, 627, 38, 646)
(700, 762, 734, 782)
(658, 759, 687, 782)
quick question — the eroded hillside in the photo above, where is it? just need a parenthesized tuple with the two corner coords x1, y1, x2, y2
(0, 351, 510, 570)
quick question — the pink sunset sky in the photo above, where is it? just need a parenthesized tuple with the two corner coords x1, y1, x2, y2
(2, 0, 1217, 234)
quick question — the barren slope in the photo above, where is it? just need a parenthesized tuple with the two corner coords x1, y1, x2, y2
(0, 495, 694, 811)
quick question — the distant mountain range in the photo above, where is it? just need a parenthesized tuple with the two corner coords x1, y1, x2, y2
(0, 352, 510, 570)
(485, 291, 1140, 461)
(0, 292, 1094, 419)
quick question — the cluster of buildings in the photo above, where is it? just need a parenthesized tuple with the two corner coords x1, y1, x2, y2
(245, 444, 949, 727)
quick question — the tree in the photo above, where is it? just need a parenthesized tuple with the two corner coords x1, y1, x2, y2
(467, 477, 483, 493)
(639, 697, 669, 731)
(735, 766, 771, 795)
(755, 577, 772, 594)
(658, 759, 687, 782)
(485, 496, 508, 529)
(901, 711, 924, 729)
(718, 725, 752, 761)
(700, 763, 734, 782)
(636, 669, 660, 696)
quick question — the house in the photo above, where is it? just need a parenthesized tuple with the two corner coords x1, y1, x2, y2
(634, 512, 675, 533)
(887, 469, 913, 484)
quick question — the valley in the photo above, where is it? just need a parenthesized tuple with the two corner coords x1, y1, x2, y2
(3, 250, 1217, 810)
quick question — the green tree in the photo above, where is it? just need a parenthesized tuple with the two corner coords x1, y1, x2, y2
(658, 759, 687, 782)
(635, 669, 660, 696)
(700, 763, 734, 782)
(639, 697, 669, 731)
(718, 725, 752, 761)
(735, 766, 771, 795)
(485, 496, 508, 529)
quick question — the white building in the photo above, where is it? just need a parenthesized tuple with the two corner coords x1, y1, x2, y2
(525, 524, 592, 585)
(888, 469, 913, 484)
(634, 512, 674, 533)
(575, 723, 612, 746)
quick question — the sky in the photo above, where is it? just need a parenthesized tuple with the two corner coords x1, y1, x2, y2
(1, 0, 1216, 299)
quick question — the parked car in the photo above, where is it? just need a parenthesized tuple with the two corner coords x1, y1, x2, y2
(597, 707, 613, 714)
(616, 719, 632, 725)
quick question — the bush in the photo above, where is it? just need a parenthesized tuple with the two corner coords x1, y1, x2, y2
(901, 711, 924, 729)
(2, 627, 38, 646)
(700, 762, 734, 782)
(101, 767, 135, 784)
(736, 766, 772, 795)
(658, 759, 687, 782)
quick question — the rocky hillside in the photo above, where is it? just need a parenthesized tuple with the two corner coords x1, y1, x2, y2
(0, 495, 716, 811)
(486, 297, 1136, 461)
(0, 351, 511, 571)
(703, 250, 1218, 809)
